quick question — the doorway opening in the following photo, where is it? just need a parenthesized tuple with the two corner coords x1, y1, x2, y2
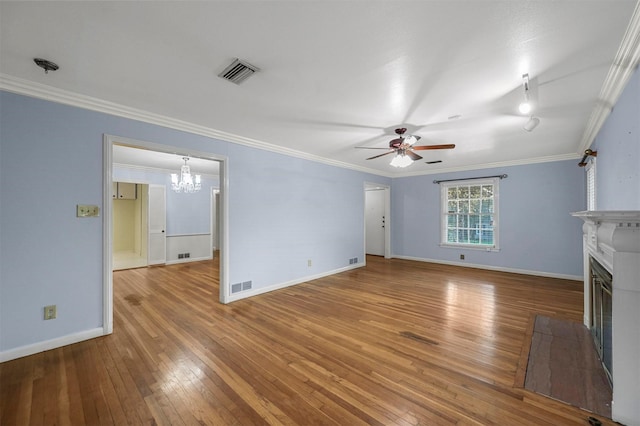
(112, 182, 149, 270)
(103, 134, 230, 335)
(364, 182, 390, 258)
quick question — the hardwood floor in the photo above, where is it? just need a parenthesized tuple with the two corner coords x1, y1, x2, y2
(1, 256, 615, 425)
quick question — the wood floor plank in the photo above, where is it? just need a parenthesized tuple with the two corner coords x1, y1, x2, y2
(1, 255, 617, 425)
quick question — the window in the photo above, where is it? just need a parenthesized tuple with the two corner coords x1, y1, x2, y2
(441, 178, 499, 250)
(586, 158, 596, 211)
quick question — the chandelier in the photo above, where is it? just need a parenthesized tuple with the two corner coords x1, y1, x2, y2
(171, 157, 201, 193)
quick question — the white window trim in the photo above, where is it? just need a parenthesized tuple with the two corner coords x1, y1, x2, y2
(586, 157, 597, 211)
(439, 177, 500, 252)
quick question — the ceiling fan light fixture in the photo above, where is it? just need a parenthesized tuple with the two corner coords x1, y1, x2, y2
(390, 153, 413, 168)
(404, 135, 419, 146)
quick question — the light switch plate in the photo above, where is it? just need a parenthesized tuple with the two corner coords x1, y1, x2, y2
(44, 305, 57, 320)
(77, 204, 100, 217)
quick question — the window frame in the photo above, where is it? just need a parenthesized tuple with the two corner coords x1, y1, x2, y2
(440, 177, 500, 251)
(586, 157, 596, 211)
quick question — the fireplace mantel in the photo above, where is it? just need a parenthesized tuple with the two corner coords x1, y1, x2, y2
(572, 210, 640, 425)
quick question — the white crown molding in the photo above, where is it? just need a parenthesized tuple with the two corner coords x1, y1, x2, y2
(0, 74, 391, 177)
(0, 72, 605, 179)
(578, 0, 640, 153)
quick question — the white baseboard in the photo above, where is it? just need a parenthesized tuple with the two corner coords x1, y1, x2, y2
(227, 262, 365, 303)
(0, 327, 106, 363)
(392, 255, 582, 281)
(165, 255, 213, 265)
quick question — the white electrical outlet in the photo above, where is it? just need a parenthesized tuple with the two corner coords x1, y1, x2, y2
(308, 259, 312, 267)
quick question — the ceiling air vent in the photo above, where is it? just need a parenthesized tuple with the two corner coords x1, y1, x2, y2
(218, 58, 259, 84)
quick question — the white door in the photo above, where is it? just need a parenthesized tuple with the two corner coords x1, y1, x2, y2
(148, 184, 166, 265)
(365, 189, 385, 256)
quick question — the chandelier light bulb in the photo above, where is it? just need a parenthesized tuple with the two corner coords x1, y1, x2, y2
(519, 101, 532, 114)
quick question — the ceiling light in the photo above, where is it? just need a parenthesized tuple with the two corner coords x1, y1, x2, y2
(524, 116, 540, 132)
(518, 73, 532, 114)
(390, 152, 413, 168)
(33, 58, 59, 74)
(519, 101, 531, 114)
(171, 157, 201, 193)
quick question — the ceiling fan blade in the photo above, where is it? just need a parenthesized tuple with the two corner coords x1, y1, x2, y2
(366, 150, 395, 160)
(355, 146, 393, 150)
(405, 150, 423, 161)
(412, 144, 456, 151)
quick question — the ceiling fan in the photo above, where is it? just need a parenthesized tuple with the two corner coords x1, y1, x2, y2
(356, 128, 455, 166)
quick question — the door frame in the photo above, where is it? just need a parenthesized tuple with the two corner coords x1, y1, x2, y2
(103, 134, 230, 335)
(211, 188, 220, 253)
(364, 182, 391, 259)
(147, 184, 167, 266)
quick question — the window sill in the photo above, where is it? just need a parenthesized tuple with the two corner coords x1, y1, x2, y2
(439, 243, 500, 252)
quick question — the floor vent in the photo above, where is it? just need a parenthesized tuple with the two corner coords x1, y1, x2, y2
(218, 58, 259, 84)
(232, 281, 252, 293)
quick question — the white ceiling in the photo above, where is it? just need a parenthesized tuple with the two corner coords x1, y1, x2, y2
(1, 1, 638, 176)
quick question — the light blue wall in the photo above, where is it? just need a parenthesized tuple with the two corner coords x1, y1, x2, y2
(0, 91, 389, 353)
(591, 66, 640, 210)
(6, 81, 632, 357)
(113, 166, 219, 235)
(391, 160, 586, 277)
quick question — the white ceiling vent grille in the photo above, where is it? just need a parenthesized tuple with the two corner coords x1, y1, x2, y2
(218, 58, 259, 84)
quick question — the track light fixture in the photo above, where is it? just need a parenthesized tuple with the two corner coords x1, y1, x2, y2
(524, 116, 540, 132)
(518, 73, 532, 114)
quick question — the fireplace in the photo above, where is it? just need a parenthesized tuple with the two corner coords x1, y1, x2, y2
(572, 211, 640, 426)
(590, 256, 612, 384)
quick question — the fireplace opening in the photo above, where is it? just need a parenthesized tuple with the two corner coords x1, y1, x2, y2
(590, 256, 613, 385)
